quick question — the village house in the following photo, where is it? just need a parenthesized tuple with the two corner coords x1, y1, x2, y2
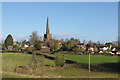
(116, 51, 120, 55)
(57, 40, 63, 50)
(41, 45, 50, 52)
(97, 44, 119, 55)
(8, 45, 13, 50)
(111, 47, 118, 54)
(76, 42, 86, 50)
(93, 45, 98, 51)
(13, 42, 17, 45)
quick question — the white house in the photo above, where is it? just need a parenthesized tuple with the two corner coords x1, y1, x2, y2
(90, 47, 94, 51)
(99, 51, 103, 53)
(116, 51, 120, 54)
(112, 48, 116, 51)
(42, 46, 48, 48)
(109, 52, 114, 54)
(103, 47, 109, 51)
(24, 44, 29, 48)
(109, 44, 112, 49)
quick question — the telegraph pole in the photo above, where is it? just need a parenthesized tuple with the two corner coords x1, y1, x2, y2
(88, 53, 90, 78)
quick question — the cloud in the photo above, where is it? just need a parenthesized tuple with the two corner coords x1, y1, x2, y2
(1, 32, 87, 42)
(13, 34, 44, 42)
(13, 35, 30, 41)
(52, 32, 87, 40)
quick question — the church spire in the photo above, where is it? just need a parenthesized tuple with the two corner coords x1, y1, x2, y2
(46, 16, 49, 34)
(44, 16, 52, 42)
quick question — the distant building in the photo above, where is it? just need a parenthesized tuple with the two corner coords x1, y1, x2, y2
(24, 44, 29, 48)
(90, 47, 94, 51)
(41, 46, 50, 52)
(44, 17, 52, 42)
(77, 42, 85, 48)
(93, 45, 98, 51)
(57, 40, 63, 49)
(43, 17, 63, 51)
(116, 51, 120, 54)
(8, 45, 13, 50)
(13, 42, 17, 45)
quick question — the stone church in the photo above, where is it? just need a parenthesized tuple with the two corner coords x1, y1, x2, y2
(44, 17, 52, 42)
(43, 17, 63, 50)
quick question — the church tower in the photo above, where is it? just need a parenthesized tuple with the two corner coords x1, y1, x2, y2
(44, 16, 52, 42)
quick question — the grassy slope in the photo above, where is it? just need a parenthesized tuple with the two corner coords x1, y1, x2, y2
(2, 53, 32, 72)
(2, 53, 55, 71)
(2, 53, 55, 78)
(2, 53, 118, 78)
(46, 54, 118, 64)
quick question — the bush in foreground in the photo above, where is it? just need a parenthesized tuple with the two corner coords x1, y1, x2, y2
(55, 53, 65, 67)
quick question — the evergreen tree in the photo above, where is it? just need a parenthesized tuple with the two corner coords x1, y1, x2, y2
(4, 34, 13, 48)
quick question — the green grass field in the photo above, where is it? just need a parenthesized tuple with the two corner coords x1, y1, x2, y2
(2, 53, 32, 72)
(46, 53, 118, 64)
(2, 53, 119, 78)
(2, 53, 55, 72)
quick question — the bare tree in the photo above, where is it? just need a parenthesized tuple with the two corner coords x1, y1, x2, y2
(97, 41, 100, 45)
(83, 40, 86, 45)
(40, 36, 43, 41)
(65, 38, 69, 42)
(88, 40, 93, 46)
(112, 41, 118, 46)
(29, 31, 39, 45)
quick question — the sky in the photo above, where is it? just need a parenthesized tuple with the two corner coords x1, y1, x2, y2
(2, 2, 118, 43)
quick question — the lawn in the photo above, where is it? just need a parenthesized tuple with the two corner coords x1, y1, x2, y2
(45, 53, 119, 64)
(2, 53, 55, 72)
(2, 53, 33, 72)
(2, 53, 119, 78)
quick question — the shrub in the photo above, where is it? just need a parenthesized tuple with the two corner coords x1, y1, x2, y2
(34, 41, 42, 50)
(28, 53, 44, 74)
(55, 53, 65, 67)
(94, 51, 98, 55)
(24, 47, 34, 53)
(62, 42, 68, 51)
